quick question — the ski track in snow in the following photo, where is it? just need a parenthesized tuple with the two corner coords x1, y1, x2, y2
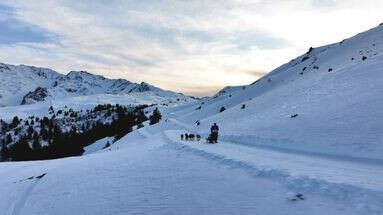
(166, 119, 383, 191)
(1, 124, 382, 214)
(167, 131, 383, 191)
(11, 179, 41, 215)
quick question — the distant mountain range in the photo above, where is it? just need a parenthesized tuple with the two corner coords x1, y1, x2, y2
(0, 63, 194, 106)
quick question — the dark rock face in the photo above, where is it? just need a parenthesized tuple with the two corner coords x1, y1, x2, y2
(128, 82, 152, 93)
(21, 87, 48, 105)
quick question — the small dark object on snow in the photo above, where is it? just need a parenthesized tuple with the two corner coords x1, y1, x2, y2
(196, 120, 200, 126)
(181, 134, 184, 140)
(27, 176, 34, 180)
(296, 193, 304, 200)
(307, 47, 314, 54)
(291, 114, 299, 118)
(301, 56, 310, 62)
(219, 106, 226, 112)
(189, 134, 195, 141)
(241, 104, 246, 109)
(103, 141, 111, 149)
(328, 68, 333, 72)
(289, 193, 305, 201)
(313, 66, 319, 70)
(362, 56, 367, 61)
(196, 134, 201, 141)
(36, 173, 46, 179)
(185, 133, 189, 141)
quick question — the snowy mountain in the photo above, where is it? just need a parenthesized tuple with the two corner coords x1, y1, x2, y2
(0, 63, 61, 106)
(170, 23, 383, 161)
(0, 63, 194, 106)
(1, 25, 383, 214)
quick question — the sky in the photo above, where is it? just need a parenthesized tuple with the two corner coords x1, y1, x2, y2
(0, 0, 383, 96)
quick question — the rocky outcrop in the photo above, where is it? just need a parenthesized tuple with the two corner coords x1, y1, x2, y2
(21, 87, 48, 105)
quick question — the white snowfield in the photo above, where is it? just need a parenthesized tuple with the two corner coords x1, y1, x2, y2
(1, 122, 382, 215)
(1, 24, 383, 214)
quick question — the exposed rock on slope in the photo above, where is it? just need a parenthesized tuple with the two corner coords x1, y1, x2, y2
(21, 87, 48, 105)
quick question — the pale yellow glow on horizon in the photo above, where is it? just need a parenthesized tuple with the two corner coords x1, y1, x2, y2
(0, 0, 383, 96)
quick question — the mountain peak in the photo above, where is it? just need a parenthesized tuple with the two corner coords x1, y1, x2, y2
(0, 62, 195, 106)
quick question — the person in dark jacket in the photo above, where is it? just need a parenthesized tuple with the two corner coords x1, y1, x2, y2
(210, 123, 219, 143)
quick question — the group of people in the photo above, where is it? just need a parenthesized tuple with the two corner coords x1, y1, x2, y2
(180, 123, 220, 144)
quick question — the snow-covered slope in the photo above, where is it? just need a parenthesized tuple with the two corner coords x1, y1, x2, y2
(169, 24, 383, 161)
(2, 24, 383, 215)
(0, 64, 194, 106)
(0, 63, 61, 107)
(1, 116, 382, 215)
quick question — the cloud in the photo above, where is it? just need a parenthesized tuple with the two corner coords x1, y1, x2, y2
(0, 3, 55, 45)
(0, 0, 382, 96)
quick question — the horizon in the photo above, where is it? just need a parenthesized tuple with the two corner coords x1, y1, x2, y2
(1, 1, 383, 96)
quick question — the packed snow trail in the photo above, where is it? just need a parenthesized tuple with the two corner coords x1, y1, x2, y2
(165, 118, 383, 191)
(11, 179, 40, 215)
(0, 127, 370, 215)
(165, 130, 383, 192)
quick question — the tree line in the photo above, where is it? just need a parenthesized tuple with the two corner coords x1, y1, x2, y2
(0, 104, 161, 161)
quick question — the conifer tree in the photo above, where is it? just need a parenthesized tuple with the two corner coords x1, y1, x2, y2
(149, 108, 162, 125)
(11, 116, 20, 128)
(0, 140, 9, 161)
(10, 135, 32, 161)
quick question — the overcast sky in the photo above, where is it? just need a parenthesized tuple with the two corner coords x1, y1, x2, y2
(0, 0, 382, 96)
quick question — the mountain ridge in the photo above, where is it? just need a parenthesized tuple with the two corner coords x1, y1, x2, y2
(173, 23, 383, 161)
(0, 62, 193, 106)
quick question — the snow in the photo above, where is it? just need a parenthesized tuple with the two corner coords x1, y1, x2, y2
(0, 63, 194, 107)
(83, 137, 113, 155)
(0, 63, 61, 106)
(0, 92, 193, 121)
(0, 126, 377, 215)
(1, 24, 383, 214)
(165, 129, 383, 192)
(169, 24, 383, 161)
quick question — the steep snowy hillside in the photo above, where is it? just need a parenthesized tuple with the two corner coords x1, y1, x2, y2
(0, 63, 61, 107)
(0, 63, 194, 106)
(170, 24, 383, 161)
